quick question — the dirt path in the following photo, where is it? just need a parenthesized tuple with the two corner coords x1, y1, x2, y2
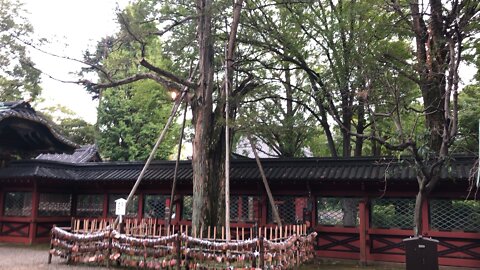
(0, 244, 102, 270)
(0, 243, 468, 270)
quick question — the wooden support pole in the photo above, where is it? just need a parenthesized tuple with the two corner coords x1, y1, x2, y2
(248, 135, 282, 227)
(176, 232, 181, 270)
(48, 225, 55, 264)
(168, 103, 188, 226)
(107, 227, 112, 268)
(259, 236, 265, 269)
(116, 91, 187, 228)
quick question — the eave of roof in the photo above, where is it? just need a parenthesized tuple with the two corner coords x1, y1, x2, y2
(36, 144, 101, 163)
(0, 156, 475, 184)
(0, 101, 79, 153)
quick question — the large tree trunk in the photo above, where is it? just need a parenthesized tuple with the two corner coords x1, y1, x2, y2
(413, 187, 425, 236)
(354, 98, 366, 157)
(309, 74, 338, 157)
(191, 0, 225, 234)
(409, 0, 449, 236)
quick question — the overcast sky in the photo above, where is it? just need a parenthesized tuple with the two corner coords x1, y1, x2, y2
(22, 0, 476, 125)
(23, 0, 129, 124)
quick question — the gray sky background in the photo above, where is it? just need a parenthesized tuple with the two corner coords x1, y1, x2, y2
(22, 1, 477, 125)
(24, 0, 129, 124)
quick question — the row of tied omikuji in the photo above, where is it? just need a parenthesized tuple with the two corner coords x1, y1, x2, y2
(49, 226, 317, 269)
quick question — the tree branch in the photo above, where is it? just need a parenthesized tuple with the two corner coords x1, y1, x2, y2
(154, 15, 197, 36)
(140, 58, 196, 88)
(83, 73, 183, 92)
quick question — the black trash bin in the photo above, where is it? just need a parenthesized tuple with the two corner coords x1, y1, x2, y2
(403, 236, 439, 270)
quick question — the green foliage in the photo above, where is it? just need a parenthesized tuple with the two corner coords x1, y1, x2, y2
(40, 104, 95, 145)
(454, 84, 480, 154)
(236, 69, 317, 157)
(85, 0, 180, 161)
(0, 0, 41, 101)
(371, 199, 415, 229)
(306, 131, 335, 157)
(96, 80, 179, 161)
(238, 0, 422, 157)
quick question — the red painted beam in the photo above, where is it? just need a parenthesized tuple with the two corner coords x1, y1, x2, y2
(438, 257, 480, 268)
(359, 200, 367, 266)
(315, 250, 360, 260)
(28, 181, 38, 244)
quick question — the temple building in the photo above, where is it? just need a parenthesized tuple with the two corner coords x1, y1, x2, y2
(0, 101, 478, 268)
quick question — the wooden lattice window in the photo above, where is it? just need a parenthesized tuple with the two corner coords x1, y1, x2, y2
(182, 195, 193, 220)
(268, 196, 309, 224)
(76, 194, 103, 217)
(4, 192, 32, 216)
(38, 193, 72, 216)
(143, 195, 168, 218)
(230, 196, 257, 222)
(430, 199, 480, 232)
(371, 198, 415, 229)
(317, 197, 360, 226)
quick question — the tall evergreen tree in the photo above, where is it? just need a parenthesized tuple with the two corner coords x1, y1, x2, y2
(81, 0, 255, 232)
(83, 2, 180, 161)
(0, 0, 41, 101)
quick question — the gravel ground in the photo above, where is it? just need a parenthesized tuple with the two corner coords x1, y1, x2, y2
(0, 243, 103, 270)
(0, 243, 406, 270)
(0, 243, 391, 270)
(0, 244, 468, 270)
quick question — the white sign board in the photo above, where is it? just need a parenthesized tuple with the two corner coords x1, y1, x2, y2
(115, 198, 127, 216)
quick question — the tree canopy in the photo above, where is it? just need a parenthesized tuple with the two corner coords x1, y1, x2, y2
(40, 104, 95, 145)
(83, 1, 180, 161)
(0, 0, 41, 101)
(73, 0, 479, 233)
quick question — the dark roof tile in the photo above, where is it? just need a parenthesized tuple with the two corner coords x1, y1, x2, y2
(0, 101, 78, 152)
(0, 156, 475, 185)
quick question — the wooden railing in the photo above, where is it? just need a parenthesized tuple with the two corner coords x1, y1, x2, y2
(49, 218, 316, 269)
(69, 217, 310, 240)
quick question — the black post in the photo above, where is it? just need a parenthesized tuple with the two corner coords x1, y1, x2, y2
(259, 236, 265, 269)
(176, 232, 181, 270)
(107, 228, 112, 268)
(48, 225, 55, 264)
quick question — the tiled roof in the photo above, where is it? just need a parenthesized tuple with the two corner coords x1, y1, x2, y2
(0, 101, 79, 153)
(36, 144, 101, 163)
(0, 156, 475, 185)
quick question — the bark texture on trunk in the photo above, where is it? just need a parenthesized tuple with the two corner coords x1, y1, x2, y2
(413, 187, 425, 236)
(191, 0, 225, 234)
(191, 0, 245, 234)
(409, 0, 450, 236)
